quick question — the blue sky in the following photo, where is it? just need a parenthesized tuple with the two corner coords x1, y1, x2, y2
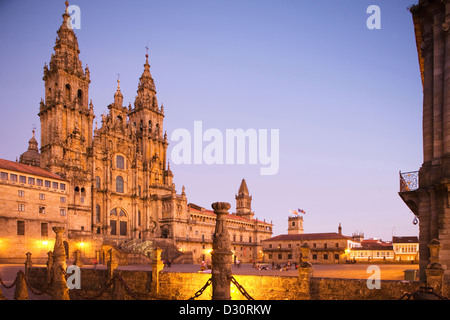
(0, 0, 422, 240)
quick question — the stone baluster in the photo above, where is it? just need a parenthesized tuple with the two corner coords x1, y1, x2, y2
(151, 246, 164, 296)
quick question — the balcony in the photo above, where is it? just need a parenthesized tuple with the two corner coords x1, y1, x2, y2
(399, 171, 419, 192)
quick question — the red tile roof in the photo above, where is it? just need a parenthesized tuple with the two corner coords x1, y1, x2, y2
(392, 236, 418, 243)
(263, 233, 354, 242)
(0, 158, 65, 181)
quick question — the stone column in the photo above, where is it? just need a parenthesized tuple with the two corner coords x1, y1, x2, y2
(151, 246, 164, 296)
(298, 243, 312, 300)
(50, 227, 70, 300)
(211, 202, 233, 300)
(425, 239, 445, 294)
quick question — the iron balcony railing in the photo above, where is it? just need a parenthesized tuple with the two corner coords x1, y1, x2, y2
(399, 171, 419, 192)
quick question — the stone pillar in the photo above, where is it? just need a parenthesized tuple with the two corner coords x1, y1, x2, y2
(211, 202, 233, 300)
(151, 246, 164, 296)
(107, 249, 118, 280)
(74, 249, 83, 268)
(24, 252, 33, 275)
(425, 239, 445, 294)
(50, 226, 70, 300)
(298, 243, 312, 300)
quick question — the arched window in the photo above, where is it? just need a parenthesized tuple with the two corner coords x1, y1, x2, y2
(116, 176, 124, 193)
(77, 89, 83, 101)
(138, 185, 141, 197)
(139, 120, 143, 132)
(137, 210, 141, 226)
(65, 84, 71, 101)
(148, 120, 152, 133)
(116, 155, 124, 169)
(95, 176, 101, 189)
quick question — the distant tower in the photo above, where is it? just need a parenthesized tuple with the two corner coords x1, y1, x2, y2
(235, 179, 254, 220)
(288, 215, 304, 235)
(338, 223, 342, 235)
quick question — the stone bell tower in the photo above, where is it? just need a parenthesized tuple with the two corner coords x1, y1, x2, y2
(399, 0, 450, 282)
(235, 179, 254, 220)
(39, 1, 94, 180)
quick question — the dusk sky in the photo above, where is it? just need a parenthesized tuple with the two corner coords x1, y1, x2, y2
(0, 0, 422, 240)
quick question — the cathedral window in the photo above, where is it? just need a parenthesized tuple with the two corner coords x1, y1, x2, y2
(138, 185, 141, 197)
(116, 176, 124, 193)
(116, 155, 125, 169)
(95, 176, 101, 189)
(96, 205, 101, 223)
(148, 120, 152, 133)
(65, 84, 71, 101)
(77, 89, 83, 101)
(110, 208, 127, 236)
(138, 210, 141, 226)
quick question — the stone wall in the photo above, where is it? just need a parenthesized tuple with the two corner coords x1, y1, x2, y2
(24, 267, 448, 300)
(157, 272, 426, 300)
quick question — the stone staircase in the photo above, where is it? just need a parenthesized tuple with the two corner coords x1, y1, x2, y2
(117, 238, 193, 264)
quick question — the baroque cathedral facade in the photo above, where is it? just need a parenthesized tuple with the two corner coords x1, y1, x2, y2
(0, 3, 272, 265)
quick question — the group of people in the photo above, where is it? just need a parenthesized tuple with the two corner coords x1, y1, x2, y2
(271, 261, 298, 271)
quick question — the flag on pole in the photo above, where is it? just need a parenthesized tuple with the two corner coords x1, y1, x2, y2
(289, 210, 298, 215)
(298, 208, 306, 214)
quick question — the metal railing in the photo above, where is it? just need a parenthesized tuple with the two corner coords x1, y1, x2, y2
(399, 171, 419, 192)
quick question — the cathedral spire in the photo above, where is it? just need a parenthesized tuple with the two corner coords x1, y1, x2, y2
(134, 51, 157, 110)
(114, 75, 123, 106)
(47, 1, 84, 76)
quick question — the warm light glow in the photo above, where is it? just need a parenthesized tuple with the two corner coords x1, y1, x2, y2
(78, 242, 85, 248)
(42, 241, 49, 246)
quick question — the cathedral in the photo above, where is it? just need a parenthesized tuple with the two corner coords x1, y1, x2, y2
(0, 3, 272, 265)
